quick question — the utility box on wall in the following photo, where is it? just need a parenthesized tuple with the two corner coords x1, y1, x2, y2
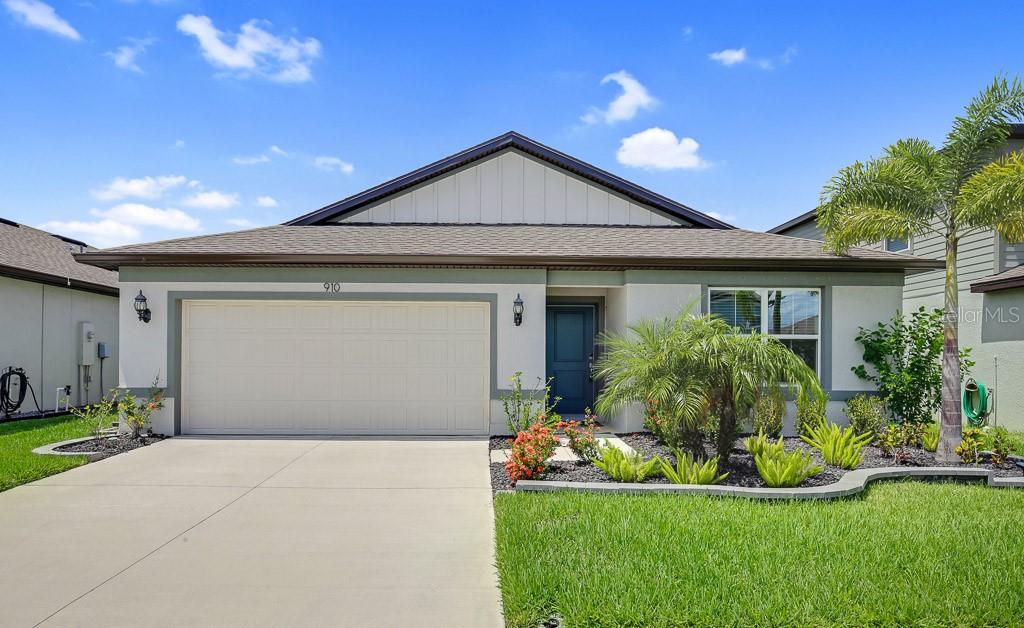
(78, 322, 95, 366)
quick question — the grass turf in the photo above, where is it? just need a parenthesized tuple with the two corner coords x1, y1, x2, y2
(494, 481, 1024, 627)
(0, 416, 92, 492)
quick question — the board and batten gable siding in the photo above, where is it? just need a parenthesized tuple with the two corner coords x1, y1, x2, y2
(333, 149, 685, 226)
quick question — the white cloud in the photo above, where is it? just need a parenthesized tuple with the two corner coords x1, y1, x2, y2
(181, 190, 239, 210)
(91, 175, 189, 201)
(269, 145, 290, 157)
(313, 156, 354, 174)
(232, 153, 270, 165)
(225, 217, 258, 228)
(105, 37, 155, 73)
(91, 203, 201, 231)
(616, 127, 708, 171)
(705, 210, 736, 223)
(709, 46, 797, 70)
(3, 0, 80, 40)
(37, 219, 140, 248)
(709, 48, 747, 66)
(681, 25, 694, 40)
(176, 14, 321, 83)
(172, 139, 185, 149)
(581, 70, 657, 125)
(255, 195, 278, 208)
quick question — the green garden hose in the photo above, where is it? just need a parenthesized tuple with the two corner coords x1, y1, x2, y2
(962, 379, 990, 427)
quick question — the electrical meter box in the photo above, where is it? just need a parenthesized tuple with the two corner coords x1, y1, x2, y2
(78, 322, 96, 366)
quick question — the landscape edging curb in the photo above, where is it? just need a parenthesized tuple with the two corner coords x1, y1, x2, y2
(32, 436, 107, 462)
(516, 466, 1024, 499)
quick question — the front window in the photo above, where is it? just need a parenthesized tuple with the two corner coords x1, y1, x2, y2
(708, 288, 821, 373)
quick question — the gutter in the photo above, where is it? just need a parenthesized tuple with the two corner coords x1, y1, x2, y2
(75, 252, 945, 273)
(0, 264, 119, 297)
(971, 276, 1024, 293)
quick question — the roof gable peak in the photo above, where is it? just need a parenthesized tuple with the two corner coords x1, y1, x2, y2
(286, 131, 732, 229)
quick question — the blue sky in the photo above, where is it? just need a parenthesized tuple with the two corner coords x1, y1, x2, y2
(2, 1, 1022, 247)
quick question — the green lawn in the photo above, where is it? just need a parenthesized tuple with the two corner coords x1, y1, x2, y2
(0, 416, 92, 492)
(495, 482, 1024, 627)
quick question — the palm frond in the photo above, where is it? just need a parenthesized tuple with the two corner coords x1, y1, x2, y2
(957, 150, 1024, 243)
(817, 150, 941, 253)
(941, 76, 1024, 193)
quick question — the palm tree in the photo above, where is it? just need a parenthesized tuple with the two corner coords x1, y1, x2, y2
(817, 77, 1024, 461)
(595, 306, 822, 464)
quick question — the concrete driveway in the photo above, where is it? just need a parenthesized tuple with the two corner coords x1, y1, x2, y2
(0, 437, 503, 628)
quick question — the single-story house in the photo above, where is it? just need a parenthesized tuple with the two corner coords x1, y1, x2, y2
(0, 218, 119, 416)
(768, 125, 1024, 431)
(77, 132, 940, 436)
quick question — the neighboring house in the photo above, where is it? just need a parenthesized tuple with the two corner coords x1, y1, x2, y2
(0, 219, 119, 416)
(768, 125, 1024, 430)
(77, 132, 938, 436)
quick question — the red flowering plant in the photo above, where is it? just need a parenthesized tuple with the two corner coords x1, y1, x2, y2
(504, 422, 558, 484)
(557, 409, 599, 461)
(120, 375, 165, 439)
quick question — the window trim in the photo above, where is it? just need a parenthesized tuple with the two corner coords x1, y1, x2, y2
(707, 287, 822, 374)
(883, 236, 911, 253)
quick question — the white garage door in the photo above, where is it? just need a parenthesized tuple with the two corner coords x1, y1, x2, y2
(181, 300, 490, 435)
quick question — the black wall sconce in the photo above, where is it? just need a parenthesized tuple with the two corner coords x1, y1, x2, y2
(134, 290, 152, 323)
(513, 293, 524, 326)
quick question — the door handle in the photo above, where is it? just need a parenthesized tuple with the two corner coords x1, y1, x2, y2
(588, 353, 594, 382)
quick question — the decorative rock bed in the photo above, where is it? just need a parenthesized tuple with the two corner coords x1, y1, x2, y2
(33, 433, 166, 463)
(490, 433, 1024, 498)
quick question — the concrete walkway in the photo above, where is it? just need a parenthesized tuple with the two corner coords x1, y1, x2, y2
(0, 437, 503, 628)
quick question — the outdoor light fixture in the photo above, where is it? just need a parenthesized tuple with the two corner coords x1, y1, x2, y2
(513, 293, 524, 326)
(134, 290, 152, 323)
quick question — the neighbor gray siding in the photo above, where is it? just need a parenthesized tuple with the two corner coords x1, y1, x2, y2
(779, 220, 824, 240)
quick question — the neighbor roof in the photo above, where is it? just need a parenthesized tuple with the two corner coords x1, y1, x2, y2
(76, 224, 943, 273)
(285, 131, 734, 229)
(0, 218, 118, 295)
(971, 264, 1024, 293)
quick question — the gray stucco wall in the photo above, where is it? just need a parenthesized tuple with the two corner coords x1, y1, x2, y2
(116, 266, 903, 436)
(0, 275, 119, 412)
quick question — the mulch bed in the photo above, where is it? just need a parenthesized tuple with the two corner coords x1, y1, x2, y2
(55, 433, 166, 461)
(491, 431, 1022, 492)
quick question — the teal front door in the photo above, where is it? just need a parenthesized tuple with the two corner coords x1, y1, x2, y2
(545, 306, 596, 414)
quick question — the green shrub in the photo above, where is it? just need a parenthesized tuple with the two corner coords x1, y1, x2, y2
(754, 449, 823, 488)
(851, 307, 974, 424)
(795, 393, 828, 438)
(844, 394, 887, 441)
(751, 393, 784, 438)
(500, 372, 561, 433)
(557, 411, 599, 461)
(594, 445, 660, 483)
(922, 424, 939, 452)
(70, 389, 118, 438)
(657, 451, 728, 485)
(956, 428, 985, 464)
(984, 427, 1012, 466)
(800, 419, 873, 469)
(743, 431, 785, 459)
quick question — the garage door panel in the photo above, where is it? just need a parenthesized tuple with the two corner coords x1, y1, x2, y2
(183, 300, 489, 435)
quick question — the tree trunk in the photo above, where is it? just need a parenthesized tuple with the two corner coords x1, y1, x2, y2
(715, 393, 737, 465)
(936, 233, 962, 462)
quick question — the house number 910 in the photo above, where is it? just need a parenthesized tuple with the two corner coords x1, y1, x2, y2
(323, 282, 342, 293)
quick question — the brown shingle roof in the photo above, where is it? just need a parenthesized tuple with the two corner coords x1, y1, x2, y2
(0, 219, 118, 295)
(77, 224, 943, 273)
(971, 264, 1024, 293)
